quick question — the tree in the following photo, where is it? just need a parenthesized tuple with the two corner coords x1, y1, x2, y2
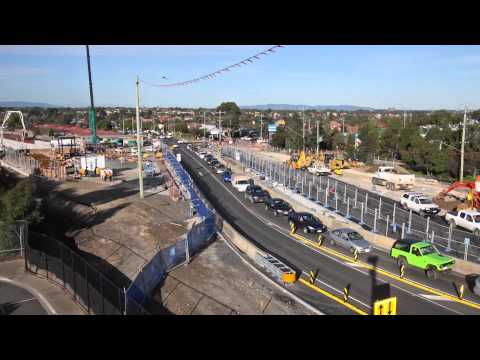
(285, 113, 303, 150)
(216, 102, 241, 134)
(357, 120, 380, 162)
(271, 127, 286, 148)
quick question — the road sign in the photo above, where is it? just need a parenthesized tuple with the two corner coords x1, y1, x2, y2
(373, 297, 397, 315)
(268, 124, 277, 133)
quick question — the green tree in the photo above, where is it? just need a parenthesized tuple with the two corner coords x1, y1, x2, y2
(285, 113, 303, 150)
(271, 126, 286, 148)
(216, 102, 241, 133)
(357, 120, 380, 162)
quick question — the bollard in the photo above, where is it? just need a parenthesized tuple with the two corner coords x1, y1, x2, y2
(426, 216, 430, 235)
(373, 208, 378, 233)
(458, 284, 465, 300)
(354, 188, 358, 208)
(346, 198, 351, 219)
(318, 233, 324, 246)
(290, 223, 296, 234)
(401, 223, 406, 239)
(385, 215, 390, 237)
(343, 285, 350, 302)
(309, 271, 315, 284)
(408, 210, 412, 234)
(400, 264, 405, 279)
(353, 248, 358, 262)
(360, 202, 365, 225)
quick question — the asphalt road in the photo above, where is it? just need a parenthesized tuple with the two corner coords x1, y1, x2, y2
(0, 281, 47, 315)
(175, 143, 480, 315)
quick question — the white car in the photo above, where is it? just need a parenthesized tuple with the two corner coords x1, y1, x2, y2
(307, 165, 332, 176)
(400, 193, 441, 217)
(445, 210, 480, 237)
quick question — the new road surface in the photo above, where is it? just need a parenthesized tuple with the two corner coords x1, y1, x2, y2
(171, 141, 480, 315)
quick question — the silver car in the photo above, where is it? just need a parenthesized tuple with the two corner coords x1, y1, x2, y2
(326, 228, 372, 253)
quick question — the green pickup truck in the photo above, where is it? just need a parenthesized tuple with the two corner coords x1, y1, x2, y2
(390, 239, 455, 279)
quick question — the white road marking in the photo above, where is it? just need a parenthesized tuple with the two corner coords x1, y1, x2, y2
(419, 294, 455, 302)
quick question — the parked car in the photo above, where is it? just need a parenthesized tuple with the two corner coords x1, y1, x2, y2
(400, 193, 440, 217)
(215, 164, 226, 174)
(288, 212, 327, 234)
(307, 165, 332, 176)
(264, 198, 293, 216)
(232, 175, 251, 192)
(245, 185, 263, 198)
(326, 228, 372, 253)
(445, 210, 480, 237)
(390, 238, 455, 279)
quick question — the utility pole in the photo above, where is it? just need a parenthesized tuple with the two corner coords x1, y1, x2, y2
(260, 114, 263, 141)
(316, 120, 320, 155)
(342, 116, 345, 135)
(302, 110, 305, 152)
(122, 117, 125, 135)
(460, 107, 467, 182)
(403, 111, 406, 129)
(215, 110, 226, 143)
(135, 75, 144, 199)
(203, 111, 206, 144)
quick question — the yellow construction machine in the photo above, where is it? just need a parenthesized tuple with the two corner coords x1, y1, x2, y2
(287, 151, 313, 170)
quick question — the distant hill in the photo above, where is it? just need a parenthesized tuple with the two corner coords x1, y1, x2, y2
(240, 104, 376, 111)
(0, 101, 61, 108)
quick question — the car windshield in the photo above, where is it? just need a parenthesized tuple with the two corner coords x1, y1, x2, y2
(420, 245, 438, 256)
(304, 215, 318, 222)
(419, 198, 433, 204)
(474, 215, 480, 223)
(347, 232, 363, 241)
(253, 189, 264, 195)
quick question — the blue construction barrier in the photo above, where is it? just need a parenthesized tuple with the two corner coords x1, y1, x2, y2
(126, 145, 216, 310)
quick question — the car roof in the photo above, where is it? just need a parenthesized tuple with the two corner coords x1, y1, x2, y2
(333, 228, 358, 234)
(395, 238, 430, 246)
(295, 212, 314, 216)
(458, 210, 480, 215)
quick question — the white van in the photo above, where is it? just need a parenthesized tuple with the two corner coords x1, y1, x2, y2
(232, 175, 251, 192)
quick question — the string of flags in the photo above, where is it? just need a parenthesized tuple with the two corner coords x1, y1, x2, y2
(140, 45, 284, 88)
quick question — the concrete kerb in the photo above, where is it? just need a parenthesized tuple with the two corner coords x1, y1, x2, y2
(219, 152, 480, 277)
(219, 222, 323, 315)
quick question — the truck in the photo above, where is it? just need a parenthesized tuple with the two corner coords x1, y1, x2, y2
(400, 192, 441, 217)
(372, 166, 415, 191)
(444, 210, 480, 237)
(307, 164, 332, 177)
(390, 238, 455, 279)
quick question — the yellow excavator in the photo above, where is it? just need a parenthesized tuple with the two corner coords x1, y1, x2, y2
(287, 151, 314, 170)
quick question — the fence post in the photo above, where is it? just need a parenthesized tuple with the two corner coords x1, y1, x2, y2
(379, 197, 382, 219)
(324, 185, 328, 206)
(392, 202, 396, 227)
(426, 216, 430, 235)
(401, 223, 406, 239)
(446, 222, 453, 251)
(365, 192, 369, 211)
(385, 215, 390, 236)
(373, 208, 378, 233)
(288, 168, 291, 188)
(319, 175, 322, 190)
(346, 198, 351, 219)
(408, 209, 412, 234)
(123, 287, 127, 315)
(431, 231, 435, 244)
(343, 184, 347, 203)
(185, 236, 190, 265)
(464, 238, 469, 261)
(335, 193, 339, 212)
(316, 186, 320, 202)
(308, 181, 312, 199)
(354, 188, 358, 208)
(360, 202, 364, 225)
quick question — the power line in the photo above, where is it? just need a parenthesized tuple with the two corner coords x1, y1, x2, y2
(139, 45, 285, 88)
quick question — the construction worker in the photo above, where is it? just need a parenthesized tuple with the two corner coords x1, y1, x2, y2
(467, 191, 474, 209)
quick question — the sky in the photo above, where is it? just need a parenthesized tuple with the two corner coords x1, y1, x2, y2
(0, 45, 479, 110)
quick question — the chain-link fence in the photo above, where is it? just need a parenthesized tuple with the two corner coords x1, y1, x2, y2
(0, 220, 27, 261)
(25, 232, 149, 315)
(222, 146, 480, 264)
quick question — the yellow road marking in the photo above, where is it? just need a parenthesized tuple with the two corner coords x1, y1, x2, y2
(290, 233, 480, 311)
(298, 278, 368, 315)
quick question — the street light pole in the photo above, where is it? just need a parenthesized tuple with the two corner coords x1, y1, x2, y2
(135, 75, 144, 199)
(460, 107, 467, 182)
(316, 120, 320, 155)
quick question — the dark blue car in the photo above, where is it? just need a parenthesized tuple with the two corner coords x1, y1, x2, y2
(223, 171, 232, 182)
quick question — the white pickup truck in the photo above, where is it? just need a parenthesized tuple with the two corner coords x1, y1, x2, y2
(372, 166, 415, 191)
(445, 210, 480, 237)
(307, 165, 331, 176)
(400, 192, 441, 217)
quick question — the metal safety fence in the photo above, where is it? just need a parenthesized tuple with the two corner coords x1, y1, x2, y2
(222, 146, 480, 264)
(0, 220, 27, 261)
(126, 144, 217, 308)
(25, 232, 148, 315)
(1, 147, 40, 175)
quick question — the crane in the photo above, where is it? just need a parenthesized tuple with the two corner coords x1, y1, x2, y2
(1, 111, 27, 151)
